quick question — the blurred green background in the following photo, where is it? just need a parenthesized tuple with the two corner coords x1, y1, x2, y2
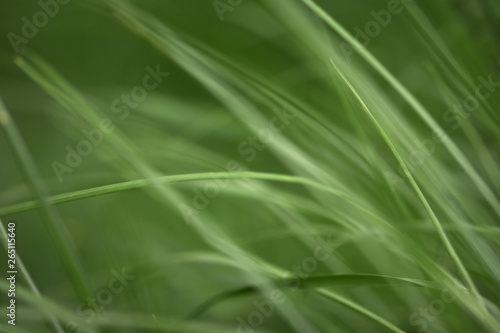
(1, 0, 500, 332)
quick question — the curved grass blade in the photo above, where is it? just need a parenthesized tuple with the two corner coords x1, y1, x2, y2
(0, 171, 386, 232)
(189, 273, 436, 319)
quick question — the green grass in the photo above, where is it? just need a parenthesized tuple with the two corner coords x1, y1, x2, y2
(1, 0, 500, 332)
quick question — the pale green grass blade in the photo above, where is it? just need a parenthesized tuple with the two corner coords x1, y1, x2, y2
(0, 99, 90, 302)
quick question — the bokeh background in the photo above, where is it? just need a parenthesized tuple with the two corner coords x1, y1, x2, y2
(1, 0, 500, 332)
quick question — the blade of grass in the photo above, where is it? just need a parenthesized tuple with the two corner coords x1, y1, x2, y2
(190, 273, 437, 318)
(0, 99, 90, 302)
(0, 171, 397, 235)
